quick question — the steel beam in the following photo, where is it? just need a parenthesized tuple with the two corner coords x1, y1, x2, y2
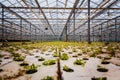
(60, 0, 80, 40)
(35, 0, 55, 35)
(1, 18, 115, 20)
(68, 0, 119, 35)
(1, 6, 4, 42)
(88, 0, 91, 44)
(1, 7, 120, 10)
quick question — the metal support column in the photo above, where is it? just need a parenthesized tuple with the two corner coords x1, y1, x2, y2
(88, 0, 91, 44)
(2, 6, 4, 42)
(73, 10, 75, 42)
(30, 23, 32, 41)
(79, 32, 81, 41)
(93, 27, 94, 42)
(107, 21, 109, 42)
(35, 28, 37, 42)
(20, 18, 22, 42)
(14, 28, 15, 40)
(115, 19, 117, 42)
(65, 26, 68, 42)
(101, 24, 103, 42)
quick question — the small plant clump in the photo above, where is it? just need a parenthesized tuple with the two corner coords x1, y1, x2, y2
(6, 47, 14, 53)
(91, 77, 107, 80)
(13, 57, 24, 62)
(35, 56, 40, 58)
(12, 53, 21, 57)
(63, 65, 74, 72)
(82, 57, 89, 60)
(101, 59, 110, 64)
(41, 76, 54, 80)
(60, 53, 69, 60)
(0, 69, 3, 72)
(38, 57, 45, 61)
(52, 52, 59, 57)
(20, 62, 29, 66)
(42, 60, 56, 65)
(73, 59, 86, 66)
(97, 66, 108, 72)
(0, 54, 4, 58)
(25, 64, 38, 74)
(72, 48, 77, 52)
(104, 57, 111, 60)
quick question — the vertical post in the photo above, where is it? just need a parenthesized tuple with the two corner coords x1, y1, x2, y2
(40, 31, 42, 42)
(30, 23, 31, 41)
(35, 28, 37, 42)
(88, 0, 91, 44)
(65, 26, 67, 42)
(14, 28, 15, 41)
(20, 18, 22, 42)
(57, 49, 62, 80)
(43, 32, 45, 41)
(73, 10, 75, 42)
(115, 19, 117, 42)
(101, 24, 103, 42)
(107, 21, 109, 42)
(93, 27, 94, 42)
(79, 32, 81, 41)
(2, 6, 4, 43)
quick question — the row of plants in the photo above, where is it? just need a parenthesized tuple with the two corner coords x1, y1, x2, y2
(42, 60, 56, 65)
(91, 77, 107, 80)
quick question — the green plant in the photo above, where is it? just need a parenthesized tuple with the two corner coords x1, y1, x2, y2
(73, 59, 86, 66)
(90, 49, 102, 57)
(25, 64, 38, 74)
(91, 77, 107, 80)
(52, 52, 59, 57)
(41, 76, 53, 80)
(35, 56, 40, 58)
(72, 54, 78, 57)
(12, 53, 21, 57)
(20, 62, 29, 66)
(104, 57, 111, 60)
(82, 57, 89, 60)
(38, 57, 45, 61)
(101, 59, 110, 64)
(0, 54, 4, 58)
(6, 47, 14, 53)
(107, 46, 115, 56)
(13, 57, 24, 61)
(0, 77, 2, 80)
(72, 48, 77, 52)
(63, 65, 74, 72)
(60, 53, 69, 60)
(97, 67, 108, 72)
(42, 60, 56, 65)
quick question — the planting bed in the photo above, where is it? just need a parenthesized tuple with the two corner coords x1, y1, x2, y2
(0, 42, 120, 80)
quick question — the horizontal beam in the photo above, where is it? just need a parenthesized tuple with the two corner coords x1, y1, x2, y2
(0, 18, 116, 20)
(1, 7, 120, 10)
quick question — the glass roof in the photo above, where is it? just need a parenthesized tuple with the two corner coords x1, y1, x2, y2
(0, 0, 120, 36)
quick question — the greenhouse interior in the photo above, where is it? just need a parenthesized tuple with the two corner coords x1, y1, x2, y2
(0, 0, 120, 80)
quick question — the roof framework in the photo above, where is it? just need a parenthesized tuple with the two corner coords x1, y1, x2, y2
(0, 0, 120, 39)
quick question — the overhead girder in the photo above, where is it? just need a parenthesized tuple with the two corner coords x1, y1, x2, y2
(1, 7, 120, 10)
(76, 15, 120, 35)
(1, 18, 116, 20)
(35, 0, 55, 35)
(68, 0, 119, 35)
(21, 0, 49, 33)
(60, 0, 80, 38)
(0, 3, 45, 35)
